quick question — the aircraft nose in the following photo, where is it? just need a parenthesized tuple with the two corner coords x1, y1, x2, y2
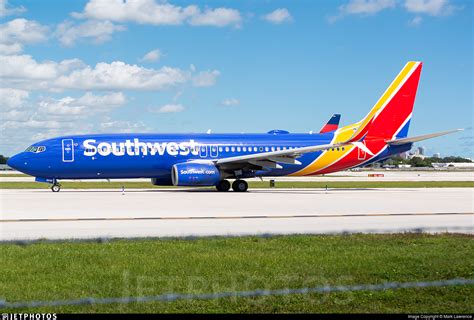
(7, 153, 25, 172)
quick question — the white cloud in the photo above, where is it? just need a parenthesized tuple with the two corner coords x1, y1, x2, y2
(56, 61, 190, 90)
(0, 18, 49, 54)
(0, 0, 25, 18)
(2, 108, 29, 121)
(140, 49, 161, 62)
(0, 88, 29, 110)
(189, 8, 242, 27)
(329, 0, 459, 22)
(408, 16, 423, 26)
(0, 91, 139, 155)
(263, 8, 293, 24)
(0, 54, 60, 80)
(340, 0, 396, 15)
(56, 20, 126, 47)
(404, 0, 456, 16)
(38, 92, 126, 116)
(73, 0, 241, 28)
(99, 118, 149, 133)
(192, 70, 220, 87)
(0, 42, 21, 55)
(1, 54, 220, 92)
(222, 98, 239, 106)
(0, 55, 217, 91)
(153, 104, 185, 113)
(329, 0, 396, 22)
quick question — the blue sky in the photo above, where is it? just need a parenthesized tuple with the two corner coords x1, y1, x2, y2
(0, 0, 472, 157)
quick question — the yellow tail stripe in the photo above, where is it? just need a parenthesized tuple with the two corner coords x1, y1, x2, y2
(351, 61, 417, 139)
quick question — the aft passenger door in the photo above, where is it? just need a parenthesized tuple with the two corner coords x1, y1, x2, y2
(358, 142, 367, 160)
(62, 139, 74, 162)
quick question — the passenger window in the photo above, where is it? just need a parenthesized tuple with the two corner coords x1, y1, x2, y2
(225, 147, 229, 152)
(237, 147, 241, 152)
(231, 147, 235, 152)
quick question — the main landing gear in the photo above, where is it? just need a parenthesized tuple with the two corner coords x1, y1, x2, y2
(216, 180, 231, 192)
(232, 179, 248, 192)
(215, 179, 248, 192)
(51, 183, 61, 192)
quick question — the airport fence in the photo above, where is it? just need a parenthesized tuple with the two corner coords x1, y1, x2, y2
(1, 278, 473, 310)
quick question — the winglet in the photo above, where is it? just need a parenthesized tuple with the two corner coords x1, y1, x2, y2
(319, 114, 341, 133)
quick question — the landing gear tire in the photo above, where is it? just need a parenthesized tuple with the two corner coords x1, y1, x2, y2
(216, 180, 231, 192)
(232, 179, 248, 192)
(51, 184, 61, 192)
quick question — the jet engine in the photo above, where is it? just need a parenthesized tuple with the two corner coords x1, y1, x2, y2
(171, 162, 221, 186)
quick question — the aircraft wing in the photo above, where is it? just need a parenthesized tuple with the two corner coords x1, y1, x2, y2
(215, 142, 348, 170)
(387, 129, 462, 145)
(214, 120, 378, 171)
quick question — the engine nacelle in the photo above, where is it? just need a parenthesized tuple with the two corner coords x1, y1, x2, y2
(172, 162, 221, 186)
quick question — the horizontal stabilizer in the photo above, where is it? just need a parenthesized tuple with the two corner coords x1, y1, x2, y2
(387, 129, 463, 145)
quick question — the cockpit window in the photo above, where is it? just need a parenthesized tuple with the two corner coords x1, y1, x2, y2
(25, 146, 46, 153)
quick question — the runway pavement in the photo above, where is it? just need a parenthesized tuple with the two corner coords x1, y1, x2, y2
(0, 188, 472, 240)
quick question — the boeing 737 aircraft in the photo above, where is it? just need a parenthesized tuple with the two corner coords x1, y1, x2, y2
(7, 62, 460, 192)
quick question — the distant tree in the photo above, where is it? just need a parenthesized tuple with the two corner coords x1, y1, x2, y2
(408, 157, 430, 167)
(0, 155, 8, 164)
(439, 156, 472, 163)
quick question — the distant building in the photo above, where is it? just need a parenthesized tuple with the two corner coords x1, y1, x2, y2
(415, 146, 425, 156)
(433, 153, 441, 158)
(399, 152, 409, 160)
(432, 162, 474, 168)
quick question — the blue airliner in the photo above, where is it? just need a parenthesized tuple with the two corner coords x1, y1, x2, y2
(7, 62, 460, 192)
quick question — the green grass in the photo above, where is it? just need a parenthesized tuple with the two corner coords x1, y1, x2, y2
(0, 234, 473, 313)
(0, 180, 473, 189)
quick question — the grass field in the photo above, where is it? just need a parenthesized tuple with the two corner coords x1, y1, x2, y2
(1, 180, 473, 189)
(1, 234, 473, 313)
